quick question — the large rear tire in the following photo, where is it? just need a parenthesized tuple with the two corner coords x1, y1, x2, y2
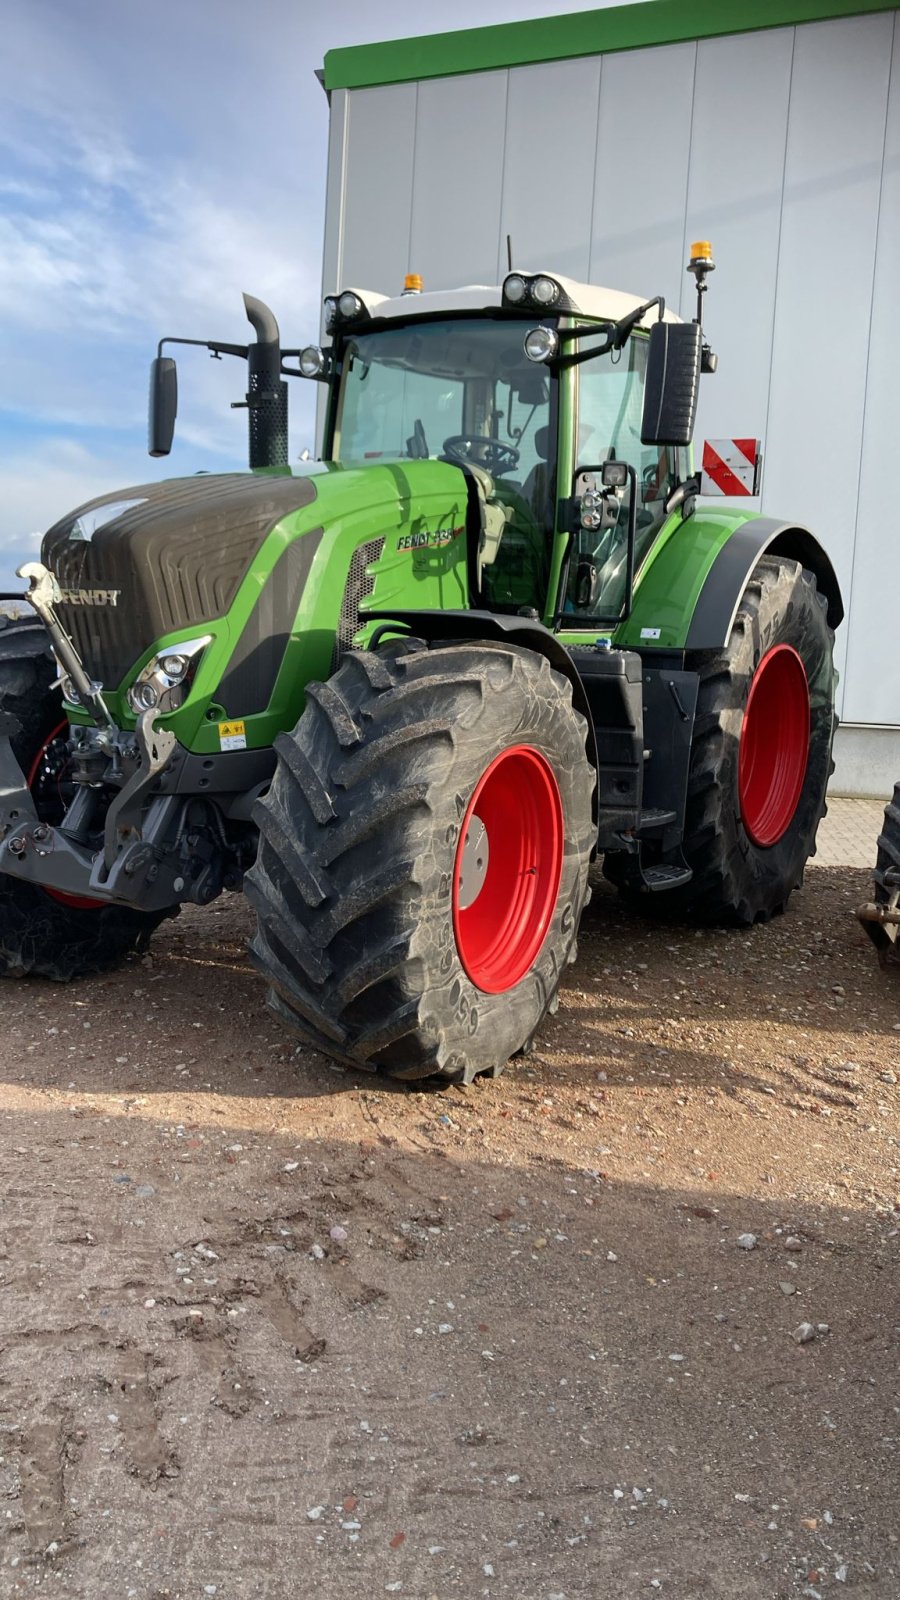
(605, 556, 836, 924)
(0, 617, 170, 980)
(247, 641, 595, 1084)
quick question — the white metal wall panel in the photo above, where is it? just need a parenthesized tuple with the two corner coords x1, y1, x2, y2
(761, 12, 894, 702)
(321, 88, 348, 298)
(318, 87, 349, 441)
(341, 84, 417, 297)
(589, 42, 696, 301)
(327, 10, 900, 754)
(497, 57, 601, 282)
(682, 29, 794, 455)
(408, 71, 510, 289)
(843, 12, 900, 727)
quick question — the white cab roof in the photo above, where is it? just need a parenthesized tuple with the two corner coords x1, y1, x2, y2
(341, 274, 682, 327)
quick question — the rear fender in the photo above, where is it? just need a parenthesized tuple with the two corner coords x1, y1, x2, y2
(684, 517, 843, 649)
(616, 510, 843, 652)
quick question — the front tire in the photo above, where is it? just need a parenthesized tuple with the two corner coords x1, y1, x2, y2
(606, 556, 836, 924)
(247, 641, 595, 1083)
(0, 618, 170, 980)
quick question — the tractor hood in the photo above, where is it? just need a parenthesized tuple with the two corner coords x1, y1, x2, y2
(42, 472, 323, 691)
(40, 459, 471, 700)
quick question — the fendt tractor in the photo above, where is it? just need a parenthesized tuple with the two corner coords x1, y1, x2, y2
(0, 246, 842, 1084)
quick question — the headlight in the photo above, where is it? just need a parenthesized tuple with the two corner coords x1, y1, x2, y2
(531, 275, 560, 306)
(134, 681, 159, 710)
(338, 290, 364, 320)
(159, 653, 189, 681)
(323, 296, 338, 332)
(524, 326, 559, 364)
(128, 635, 211, 717)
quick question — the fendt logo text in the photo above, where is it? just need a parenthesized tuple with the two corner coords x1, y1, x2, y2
(59, 589, 121, 607)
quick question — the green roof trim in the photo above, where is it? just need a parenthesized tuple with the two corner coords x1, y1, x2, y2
(323, 0, 897, 91)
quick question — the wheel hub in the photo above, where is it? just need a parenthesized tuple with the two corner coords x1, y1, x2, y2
(456, 814, 489, 910)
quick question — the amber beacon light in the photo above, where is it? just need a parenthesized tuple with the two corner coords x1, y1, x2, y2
(688, 241, 715, 273)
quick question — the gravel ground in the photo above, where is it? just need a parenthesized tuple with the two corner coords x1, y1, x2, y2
(0, 862, 897, 1599)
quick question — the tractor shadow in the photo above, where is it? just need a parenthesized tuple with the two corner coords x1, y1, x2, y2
(0, 865, 890, 1112)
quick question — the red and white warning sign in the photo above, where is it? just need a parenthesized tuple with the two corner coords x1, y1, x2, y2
(700, 438, 762, 497)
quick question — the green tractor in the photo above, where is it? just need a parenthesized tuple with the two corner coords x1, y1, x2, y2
(0, 247, 842, 1083)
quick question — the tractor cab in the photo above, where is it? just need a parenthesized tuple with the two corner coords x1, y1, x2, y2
(307, 269, 703, 628)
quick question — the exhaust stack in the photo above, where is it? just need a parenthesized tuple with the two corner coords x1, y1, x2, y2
(243, 294, 289, 470)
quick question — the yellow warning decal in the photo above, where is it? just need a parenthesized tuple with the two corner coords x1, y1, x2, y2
(218, 719, 247, 752)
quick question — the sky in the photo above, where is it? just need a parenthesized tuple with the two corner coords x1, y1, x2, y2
(0, 0, 646, 593)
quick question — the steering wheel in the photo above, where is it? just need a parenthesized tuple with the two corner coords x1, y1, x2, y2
(441, 435, 520, 475)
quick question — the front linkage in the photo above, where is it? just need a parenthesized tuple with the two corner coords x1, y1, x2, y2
(0, 567, 264, 915)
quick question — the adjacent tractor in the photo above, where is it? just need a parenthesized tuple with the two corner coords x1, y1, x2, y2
(0, 247, 842, 1083)
(856, 787, 900, 970)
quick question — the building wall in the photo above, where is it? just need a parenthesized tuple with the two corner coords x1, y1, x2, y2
(322, 9, 899, 794)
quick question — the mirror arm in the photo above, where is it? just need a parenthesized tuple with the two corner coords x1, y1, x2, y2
(554, 296, 667, 371)
(612, 295, 666, 347)
(555, 332, 615, 371)
(157, 336, 248, 360)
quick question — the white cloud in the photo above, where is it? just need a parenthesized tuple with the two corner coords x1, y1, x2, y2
(0, 0, 638, 551)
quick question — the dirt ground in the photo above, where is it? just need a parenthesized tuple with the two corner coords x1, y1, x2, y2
(0, 864, 897, 1600)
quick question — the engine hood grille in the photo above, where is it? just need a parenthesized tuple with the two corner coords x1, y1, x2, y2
(42, 473, 318, 689)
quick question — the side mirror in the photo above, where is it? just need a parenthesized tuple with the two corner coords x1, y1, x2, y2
(641, 321, 701, 447)
(148, 356, 178, 457)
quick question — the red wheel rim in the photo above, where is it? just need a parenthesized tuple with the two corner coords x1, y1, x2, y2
(738, 645, 810, 847)
(452, 745, 563, 993)
(26, 720, 104, 909)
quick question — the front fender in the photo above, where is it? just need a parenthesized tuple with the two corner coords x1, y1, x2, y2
(365, 608, 599, 780)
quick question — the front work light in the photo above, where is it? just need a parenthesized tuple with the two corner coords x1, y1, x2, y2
(531, 275, 560, 306)
(503, 272, 565, 309)
(338, 290, 364, 320)
(524, 326, 559, 364)
(299, 345, 327, 378)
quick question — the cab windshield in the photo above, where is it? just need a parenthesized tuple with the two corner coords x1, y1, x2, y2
(334, 317, 556, 609)
(335, 317, 551, 480)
